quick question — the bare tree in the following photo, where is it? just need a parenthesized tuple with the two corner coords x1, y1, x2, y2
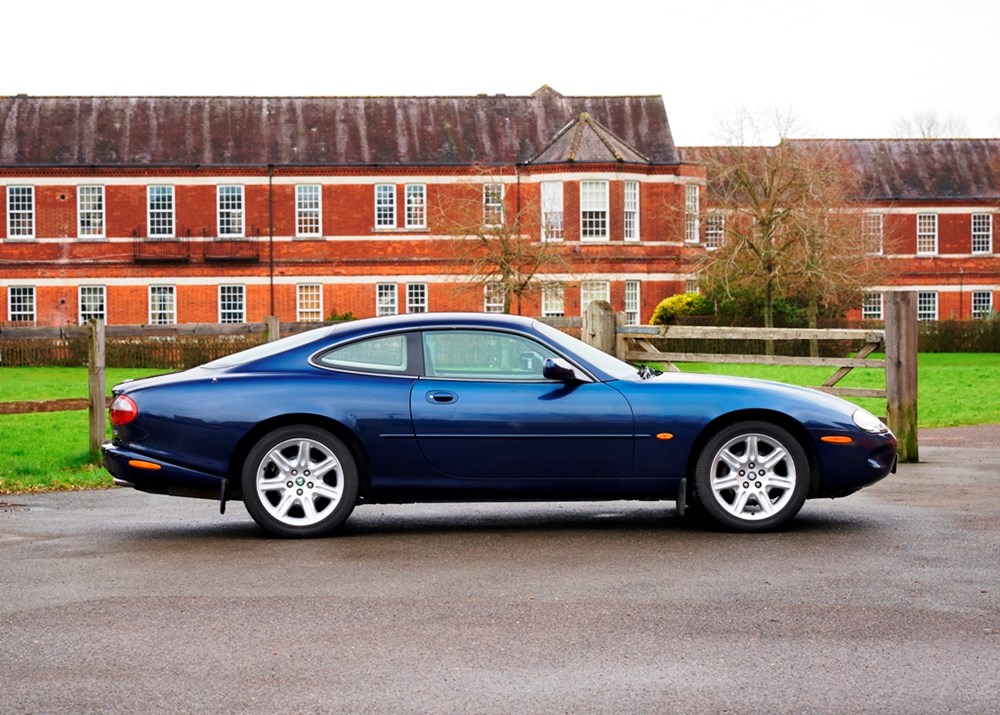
(433, 169, 566, 315)
(891, 110, 968, 138)
(691, 113, 885, 352)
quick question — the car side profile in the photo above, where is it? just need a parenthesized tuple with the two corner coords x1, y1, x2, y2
(103, 313, 897, 537)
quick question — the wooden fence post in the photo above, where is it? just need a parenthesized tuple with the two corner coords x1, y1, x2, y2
(885, 292, 919, 463)
(88, 319, 106, 460)
(265, 316, 280, 342)
(583, 301, 617, 356)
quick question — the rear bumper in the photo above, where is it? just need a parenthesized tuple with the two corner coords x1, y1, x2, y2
(102, 443, 227, 501)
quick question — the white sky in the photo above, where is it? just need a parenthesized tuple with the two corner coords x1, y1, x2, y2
(4, 0, 997, 146)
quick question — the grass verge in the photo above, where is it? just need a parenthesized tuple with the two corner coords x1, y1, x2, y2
(1, 356, 998, 493)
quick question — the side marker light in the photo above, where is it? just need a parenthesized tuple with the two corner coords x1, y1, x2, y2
(820, 436, 854, 445)
(656, 433, 674, 440)
(128, 460, 162, 470)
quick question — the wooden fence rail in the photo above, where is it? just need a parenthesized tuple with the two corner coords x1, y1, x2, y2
(3, 300, 920, 464)
(583, 294, 918, 462)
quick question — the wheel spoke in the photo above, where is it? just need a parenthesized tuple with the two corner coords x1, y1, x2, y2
(273, 491, 298, 519)
(729, 488, 752, 516)
(759, 446, 788, 471)
(309, 456, 339, 481)
(755, 489, 775, 515)
(713, 473, 740, 491)
(718, 449, 744, 472)
(765, 474, 795, 491)
(313, 481, 342, 501)
(268, 451, 295, 476)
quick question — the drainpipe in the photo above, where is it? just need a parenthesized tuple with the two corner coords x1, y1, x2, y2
(268, 164, 275, 317)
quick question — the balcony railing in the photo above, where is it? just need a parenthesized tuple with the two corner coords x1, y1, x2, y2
(133, 234, 191, 262)
(203, 234, 261, 262)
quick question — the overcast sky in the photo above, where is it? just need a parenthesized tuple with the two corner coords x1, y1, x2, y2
(4, 0, 996, 146)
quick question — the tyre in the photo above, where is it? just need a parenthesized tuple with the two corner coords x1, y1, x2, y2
(241, 426, 358, 538)
(693, 420, 809, 532)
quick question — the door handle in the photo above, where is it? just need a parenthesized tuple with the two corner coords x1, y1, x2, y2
(426, 390, 457, 404)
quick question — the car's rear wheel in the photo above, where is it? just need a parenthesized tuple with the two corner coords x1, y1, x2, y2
(241, 426, 358, 538)
(693, 420, 809, 532)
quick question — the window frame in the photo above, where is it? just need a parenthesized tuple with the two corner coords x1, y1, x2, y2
(376, 283, 398, 316)
(375, 184, 396, 229)
(624, 180, 640, 242)
(296, 283, 324, 322)
(421, 329, 560, 382)
(705, 212, 725, 250)
(147, 186, 176, 239)
(972, 291, 993, 319)
(684, 184, 700, 243)
(862, 292, 883, 320)
(6, 186, 35, 239)
(624, 280, 641, 324)
(972, 213, 993, 254)
(580, 180, 609, 241)
(217, 185, 245, 238)
(218, 284, 246, 324)
(863, 212, 884, 255)
(405, 184, 427, 229)
(8, 285, 36, 324)
(917, 291, 938, 321)
(540, 181, 564, 242)
(541, 283, 565, 317)
(916, 213, 938, 256)
(77, 185, 105, 239)
(580, 280, 610, 314)
(78, 285, 106, 324)
(295, 185, 322, 238)
(483, 282, 505, 313)
(483, 184, 504, 227)
(406, 283, 428, 314)
(149, 285, 177, 325)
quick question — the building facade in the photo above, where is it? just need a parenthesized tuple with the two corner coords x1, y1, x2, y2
(2, 91, 997, 329)
(0, 89, 704, 327)
(679, 139, 1000, 322)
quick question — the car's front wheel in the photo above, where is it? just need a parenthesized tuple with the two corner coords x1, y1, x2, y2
(241, 426, 358, 538)
(693, 421, 809, 532)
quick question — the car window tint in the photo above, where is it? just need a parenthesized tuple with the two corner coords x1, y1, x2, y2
(423, 330, 559, 380)
(318, 334, 408, 373)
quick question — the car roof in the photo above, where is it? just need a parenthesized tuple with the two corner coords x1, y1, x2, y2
(332, 312, 539, 336)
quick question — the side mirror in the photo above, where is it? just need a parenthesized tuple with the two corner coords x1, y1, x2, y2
(542, 357, 585, 382)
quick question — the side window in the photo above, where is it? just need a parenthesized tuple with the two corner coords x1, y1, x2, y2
(422, 330, 559, 381)
(317, 334, 409, 374)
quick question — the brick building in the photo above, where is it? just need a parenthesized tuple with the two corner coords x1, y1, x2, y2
(3, 90, 998, 328)
(0, 88, 704, 327)
(679, 139, 1000, 322)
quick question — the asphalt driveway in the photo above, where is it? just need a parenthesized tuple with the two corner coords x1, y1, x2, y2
(1, 428, 998, 714)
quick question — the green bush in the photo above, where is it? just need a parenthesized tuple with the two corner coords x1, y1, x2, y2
(650, 293, 714, 325)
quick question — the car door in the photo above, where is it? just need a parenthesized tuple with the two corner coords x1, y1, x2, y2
(409, 329, 634, 479)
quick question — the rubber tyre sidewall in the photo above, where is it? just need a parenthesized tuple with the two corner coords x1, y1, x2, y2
(241, 426, 359, 538)
(694, 420, 809, 532)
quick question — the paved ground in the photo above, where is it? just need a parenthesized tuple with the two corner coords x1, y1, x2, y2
(1, 428, 998, 714)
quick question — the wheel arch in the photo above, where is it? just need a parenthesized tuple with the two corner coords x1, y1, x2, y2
(226, 413, 371, 501)
(684, 409, 820, 500)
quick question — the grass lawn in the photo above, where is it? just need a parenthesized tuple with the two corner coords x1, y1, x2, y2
(1, 356, 998, 493)
(0, 367, 164, 493)
(675, 353, 1000, 428)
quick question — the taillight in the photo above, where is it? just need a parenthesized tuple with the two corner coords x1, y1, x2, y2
(109, 395, 138, 426)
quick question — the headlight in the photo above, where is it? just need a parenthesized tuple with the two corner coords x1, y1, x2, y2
(852, 408, 889, 434)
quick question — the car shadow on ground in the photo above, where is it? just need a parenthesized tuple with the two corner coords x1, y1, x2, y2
(112, 500, 878, 542)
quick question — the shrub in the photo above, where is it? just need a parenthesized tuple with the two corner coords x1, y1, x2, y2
(650, 293, 714, 325)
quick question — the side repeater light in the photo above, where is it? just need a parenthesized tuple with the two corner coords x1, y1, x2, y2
(820, 435, 854, 445)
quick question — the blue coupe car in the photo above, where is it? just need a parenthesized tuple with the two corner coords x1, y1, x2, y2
(103, 313, 897, 537)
